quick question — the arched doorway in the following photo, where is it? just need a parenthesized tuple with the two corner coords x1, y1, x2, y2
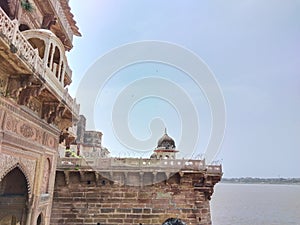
(0, 167, 29, 225)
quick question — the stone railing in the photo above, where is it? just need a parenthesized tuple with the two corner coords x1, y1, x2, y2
(65, 64, 72, 80)
(63, 88, 80, 115)
(49, 0, 73, 42)
(207, 165, 222, 174)
(57, 157, 222, 174)
(0, 13, 44, 75)
(0, 8, 79, 116)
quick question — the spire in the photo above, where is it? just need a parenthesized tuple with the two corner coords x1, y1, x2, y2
(164, 127, 167, 134)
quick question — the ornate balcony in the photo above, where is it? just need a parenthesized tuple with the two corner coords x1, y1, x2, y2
(0, 7, 79, 130)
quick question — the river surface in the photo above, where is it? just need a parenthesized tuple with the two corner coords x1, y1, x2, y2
(210, 183, 300, 225)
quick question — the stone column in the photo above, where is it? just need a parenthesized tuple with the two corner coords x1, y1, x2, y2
(25, 196, 34, 225)
(57, 57, 62, 79)
(49, 45, 55, 71)
(43, 40, 51, 68)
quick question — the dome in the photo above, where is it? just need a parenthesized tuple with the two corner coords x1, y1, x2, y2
(157, 132, 176, 149)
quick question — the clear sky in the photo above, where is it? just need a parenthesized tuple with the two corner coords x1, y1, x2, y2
(67, 0, 300, 178)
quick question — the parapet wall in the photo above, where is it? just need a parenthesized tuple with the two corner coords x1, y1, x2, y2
(51, 159, 222, 225)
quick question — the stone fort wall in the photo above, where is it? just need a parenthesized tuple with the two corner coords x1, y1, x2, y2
(50, 167, 221, 225)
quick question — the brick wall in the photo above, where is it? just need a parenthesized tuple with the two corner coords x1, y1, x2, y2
(51, 170, 220, 225)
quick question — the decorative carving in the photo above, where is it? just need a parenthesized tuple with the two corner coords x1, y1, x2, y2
(34, 129, 43, 145)
(43, 132, 57, 149)
(27, 97, 42, 116)
(20, 123, 34, 138)
(4, 113, 56, 147)
(0, 153, 36, 194)
(1, 98, 60, 151)
(6, 75, 33, 99)
(20, 157, 36, 192)
(41, 158, 51, 193)
(18, 84, 44, 105)
(56, 103, 66, 118)
(0, 99, 19, 114)
(42, 102, 59, 124)
(0, 154, 18, 182)
(5, 114, 18, 133)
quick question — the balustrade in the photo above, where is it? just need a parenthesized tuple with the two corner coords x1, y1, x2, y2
(0, 8, 79, 118)
(57, 157, 222, 174)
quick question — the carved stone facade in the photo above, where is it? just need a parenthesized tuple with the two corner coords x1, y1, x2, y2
(0, 1, 80, 225)
(1, 2, 223, 225)
(0, 98, 59, 225)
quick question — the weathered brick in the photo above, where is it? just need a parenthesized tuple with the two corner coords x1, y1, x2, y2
(50, 170, 220, 225)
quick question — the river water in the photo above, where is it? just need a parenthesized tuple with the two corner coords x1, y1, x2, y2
(210, 183, 300, 225)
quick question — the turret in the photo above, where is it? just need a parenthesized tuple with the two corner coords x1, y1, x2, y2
(151, 129, 179, 159)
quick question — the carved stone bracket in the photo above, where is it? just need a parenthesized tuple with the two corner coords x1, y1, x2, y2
(42, 101, 59, 123)
(6, 75, 33, 99)
(18, 84, 45, 105)
(41, 101, 67, 124)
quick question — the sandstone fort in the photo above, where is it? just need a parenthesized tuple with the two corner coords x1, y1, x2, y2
(0, 1, 222, 224)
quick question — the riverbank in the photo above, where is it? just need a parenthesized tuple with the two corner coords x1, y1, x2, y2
(221, 177, 300, 185)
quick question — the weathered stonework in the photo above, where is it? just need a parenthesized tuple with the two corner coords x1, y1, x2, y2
(0, 2, 223, 225)
(51, 158, 222, 225)
(0, 1, 80, 224)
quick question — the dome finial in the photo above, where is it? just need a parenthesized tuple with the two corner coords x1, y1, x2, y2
(164, 127, 167, 134)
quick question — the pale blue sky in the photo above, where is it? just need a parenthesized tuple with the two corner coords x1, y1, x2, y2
(67, 0, 300, 178)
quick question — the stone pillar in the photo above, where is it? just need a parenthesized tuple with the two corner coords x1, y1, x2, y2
(49, 45, 55, 71)
(43, 39, 51, 68)
(60, 66, 66, 86)
(57, 58, 62, 79)
(25, 196, 34, 225)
